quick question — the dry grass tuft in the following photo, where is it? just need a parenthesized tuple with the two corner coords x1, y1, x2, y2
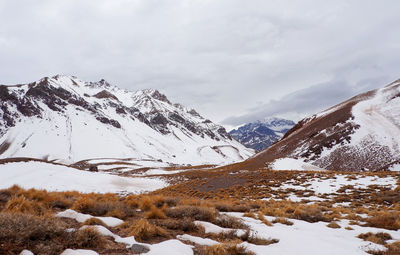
(293, 205, 328, 223)
(124, 219, 169, 242)
(366, 211, 400, 230)
(69, 227, 107, 249)
(243, 212, 256, 218)
(139, 196, 155, 211)
(0, 212, 109, 254)
(213, 215, 248, 229)
(239, 230, 279, 245)
(72, 195, 133, 219)
(153, 218, 199, 232)
(201, 243, 255, 255)
(214, 201, 251, 212)
(82, 217, 107, 227)
(385, 241, 400, 255)
(145, 204, 167, 219)
(165, 205, 217, 221)
(272, 217, 294, 226)
(257, 212, 273, 226)
(3, 196, 47, 215)
(327, 222, 341, 229)
(357, 232, 392, 245)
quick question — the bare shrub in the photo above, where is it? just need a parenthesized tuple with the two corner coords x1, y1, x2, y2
(153, 218, 199, 232)
(165, 205, 217, 221)
(68, 227, 107, 248)
(213, 215, 248, 229)
(366, 211, 400, 230)
(0, 212, 66, 254)
(357, 232, 392, 245)
(72, 196, 133, 219)
(293, 205, 328, 223)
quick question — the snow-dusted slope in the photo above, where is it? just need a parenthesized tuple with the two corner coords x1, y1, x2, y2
(229, 118, 295, 151)
(0, 75, 254, 165)
(245, 78, 400, 171)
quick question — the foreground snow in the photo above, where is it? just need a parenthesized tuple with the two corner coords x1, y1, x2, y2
(0, 161, 167, 193)
(83, 225, 193, 255)
(227, 213, 400, 255)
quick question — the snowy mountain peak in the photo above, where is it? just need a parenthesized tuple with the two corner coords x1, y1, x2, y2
(229, 117, 295, 151)
(0, 76, 254, 164)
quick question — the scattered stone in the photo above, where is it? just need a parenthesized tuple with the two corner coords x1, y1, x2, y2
(130, 244, 150, 254)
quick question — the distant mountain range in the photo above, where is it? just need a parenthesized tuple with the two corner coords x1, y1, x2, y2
(241, 78, 400, 171)
(0, 75, 254, 165)
(229, 118, 295, 151)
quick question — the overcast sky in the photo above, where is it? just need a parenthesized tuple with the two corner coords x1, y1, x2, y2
(1, 0, 400, 129)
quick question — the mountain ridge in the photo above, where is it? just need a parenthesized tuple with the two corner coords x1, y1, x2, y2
(240, 78, 400, 171)
(0, 75, 254, 164)
(229, 117, 295, 151)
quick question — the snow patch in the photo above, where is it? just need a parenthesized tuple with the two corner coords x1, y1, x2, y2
(270, 158, 325, 171)
(177, 234, 219, 246)
(0, 161, 167, 193)
(60, 249, 99, 255)
(57, 209, 123, 227)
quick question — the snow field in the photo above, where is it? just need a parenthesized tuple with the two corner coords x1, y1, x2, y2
(0, 161, 167, 194)
(226, 212, 400, 255)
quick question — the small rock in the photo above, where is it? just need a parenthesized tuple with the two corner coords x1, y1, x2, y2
(130, 244, 150, 254)
(89, 165, 98, 172)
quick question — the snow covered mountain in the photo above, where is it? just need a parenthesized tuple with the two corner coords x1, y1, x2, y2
(229, 118, 295, 151)
(0, 75, 254, 165)
(244, 78, 400, 171)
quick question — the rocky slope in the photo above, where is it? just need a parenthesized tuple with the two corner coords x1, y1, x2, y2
(0, 75, 254, 165)
(229, 118, 295, 151)
(243, 78, 400, 171)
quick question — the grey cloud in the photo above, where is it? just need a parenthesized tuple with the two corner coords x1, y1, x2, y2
(1, 0, 400, 124)
(222, 76, 390, 126)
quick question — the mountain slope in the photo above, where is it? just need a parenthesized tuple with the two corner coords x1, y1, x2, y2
(0, 75, 254, 165)
(229, 118, 295, 151)
(242, 78, 400, 171)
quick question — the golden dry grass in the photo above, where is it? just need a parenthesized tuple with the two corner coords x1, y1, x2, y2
(327, 222, 341, 229)
(200, 243, 255, 255)
(123, 219, 169, 242)
(357, 232, 392, 245)
(272, 217, 294, 226)
(82, 217, 107, 227)
(0, 169, 398, 254)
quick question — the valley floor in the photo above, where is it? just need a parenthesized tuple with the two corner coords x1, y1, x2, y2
(0, 159, 399, 255)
